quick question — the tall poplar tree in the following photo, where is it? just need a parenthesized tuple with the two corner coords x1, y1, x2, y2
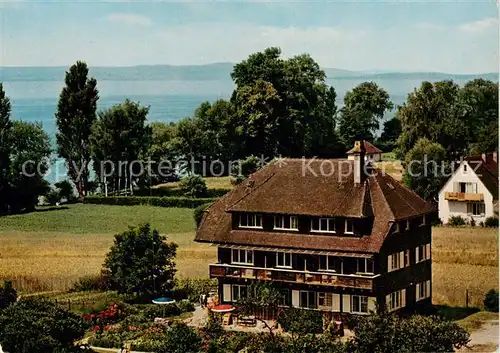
(0, 83, 12, 214)
(55, 61, 99, 199)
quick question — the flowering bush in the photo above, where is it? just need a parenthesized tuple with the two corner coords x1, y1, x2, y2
(82, 303, 121, 326)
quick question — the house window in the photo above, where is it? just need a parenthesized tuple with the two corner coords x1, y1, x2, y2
(419, 215, 426, 227)
(274, 215, 298, 231)
(405, 219, 410, 230)
(357, 258, 374, 274)
(345, 219, 354, 234)
(232, 249, 254, 265)
(276, 252, 292, 268)
(464, 164, 467, 172)
(415, 244, 431, 263)
(319, 255, 341, 273)
(467, 203, 485, 216)
(318, 292, 333, 307)
(280, 289, 291, 306)
(239, 213, 262, 229)
(387, 289, 405, 311)
(300, 291, 317, 309)
(416, 280, 431, 301)
(232, 285, 247, 302)
(311, 217, 335, 233)
(458, 182, 477, 193)
(392, 222, 400, 233)
(352, 295, 369, 313)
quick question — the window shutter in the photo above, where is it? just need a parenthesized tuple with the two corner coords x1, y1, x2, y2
(385, 294, 391, 311)
(387, 255, 392, 272)
(416, 283, 421, 301)
(426, 280, 431, 298)
(401, 289, 406, 307)
(426, 244, 431, 260)
(453, 182, 459, 192)
(399, 251, 404, 269)
(342, 294, 351, 313)
(223, 284, 231, 302)
(332, 293, 340, 312)
(415, 247, 420, 263)
(292, 290, 300, 308)
(368, 297, 377, 312)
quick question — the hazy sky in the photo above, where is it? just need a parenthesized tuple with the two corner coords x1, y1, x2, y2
(1, 1, 498, 73)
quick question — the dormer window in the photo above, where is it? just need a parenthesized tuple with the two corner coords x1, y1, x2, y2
(405, 219, 410, 230)
(274, 215, 298, 231)
(420, 215, 426, 227)
(311, 217, 335, 233)
(345, 219, 353, 234)
(392, 222, 400, 233)
(239, 213, 263, 229)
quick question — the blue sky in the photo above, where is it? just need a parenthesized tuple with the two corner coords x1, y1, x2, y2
(1, 1, 498, 73)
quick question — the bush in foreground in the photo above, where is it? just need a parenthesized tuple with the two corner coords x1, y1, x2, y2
(448, 215, 467, 226)
(0, 280, 17, 310)
(0, 298, 87, 353)
(484, 217, 499, 228)
(179, 175, 208, 198)
(484, 289, 499, 312)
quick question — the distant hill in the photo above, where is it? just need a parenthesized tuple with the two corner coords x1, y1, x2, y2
(0, 64, 497, 82)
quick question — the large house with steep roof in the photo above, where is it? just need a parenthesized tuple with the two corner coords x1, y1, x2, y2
(438, 152, 498, 224)
(195, 141, 436, 320)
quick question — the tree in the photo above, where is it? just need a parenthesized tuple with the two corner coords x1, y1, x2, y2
(484, 289, 499, 312)
(0, 280, 17, 310)
(231, 155, 262, 184)
(0, 83, 12, 214)
(103, 223, 178, 298)
(8, 121, 52, 213)
(352, 310, 469, 353)
(90, 99, 151, 194)
(377, 117, 402, 152)
(55, 61, 99, 199)
(0, 298, 87, 353)
(338, 82, 393, 148)
(402, 138, 449, 202)
(54, 180, 76, 203)
(179, 175, 208, 198)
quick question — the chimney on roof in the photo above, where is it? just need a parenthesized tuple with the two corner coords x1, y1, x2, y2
(352, 140, 366, 184)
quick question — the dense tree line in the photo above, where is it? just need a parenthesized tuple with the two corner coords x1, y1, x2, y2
(1, 49, 497, 211)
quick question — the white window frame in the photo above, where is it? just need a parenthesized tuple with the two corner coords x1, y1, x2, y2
(415, 244, 431, 263)
(319, 255, 342, 273)
(274, 215, 299, 231)
(419, 215, 426, 227)
(345, 219, 354, 234)
(311, 217, 336, 233)
(231, 249, 254, 265)
(356, 258, 374, 274)
(232, 284, 247, 302)
(387, 289, 406, 312)
(239, 213, 263, 229)
(351, 295, 369, 314)
(416, 280, 431, 301)
(276, 252, 292, 268)
(467, 203, 485, 216)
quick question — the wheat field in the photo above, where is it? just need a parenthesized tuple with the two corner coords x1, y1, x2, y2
(0, 204, 497, 308)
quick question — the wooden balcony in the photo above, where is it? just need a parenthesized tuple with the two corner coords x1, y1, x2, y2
(209, 264, 376, 290)
(444, 192, 484, 201)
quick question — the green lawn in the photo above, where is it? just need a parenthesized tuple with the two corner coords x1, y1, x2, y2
(0, 203, 195, 234)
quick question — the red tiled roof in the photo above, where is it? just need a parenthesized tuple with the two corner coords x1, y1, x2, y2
(195, 159, 436, 253)
(347, 140, 382, 154)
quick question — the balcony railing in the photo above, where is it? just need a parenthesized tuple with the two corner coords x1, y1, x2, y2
(209, 264, 377, 290)
(445, 192, 484, 201)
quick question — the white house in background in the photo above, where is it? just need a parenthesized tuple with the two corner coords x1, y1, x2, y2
(438, 152, 498, 224)
(347, 141, 382, 162)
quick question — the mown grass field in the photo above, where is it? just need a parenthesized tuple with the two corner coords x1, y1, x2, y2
(0, 204, 497, 308)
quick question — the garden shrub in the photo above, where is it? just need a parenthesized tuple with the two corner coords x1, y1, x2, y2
(0, 280, 17, 310)
(159, 322, 202, 353)
(139, 303, 181, 319)
(277, 308, 324, 335)
(177, 299, 195, 313)
(84, 195, 217, 208)
(484, 289, 499, 312)
(194, 202, 213, 229)
(448, 215, 466, 226)
(88, 333, 122, 348)
(71, 274, 111, 292)
(485, 217, 499, 228)
(173, 277, 218, 302)
(179, 175, 208, 198)
(45, 189, 61, 206)
(132, 339, 166, 352)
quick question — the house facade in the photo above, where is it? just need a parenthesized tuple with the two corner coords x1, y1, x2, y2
(347, 140, 382, 162)
(438, 153, 498, 224)
(195, 141, 436, 320)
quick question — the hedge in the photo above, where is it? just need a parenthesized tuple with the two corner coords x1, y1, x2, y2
(84, 196, 218, 208)
(134, 187, 229, 198)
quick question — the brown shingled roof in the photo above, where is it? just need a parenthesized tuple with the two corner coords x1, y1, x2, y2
(347, 140, 382, 154)
(195, 158, 436, 253)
